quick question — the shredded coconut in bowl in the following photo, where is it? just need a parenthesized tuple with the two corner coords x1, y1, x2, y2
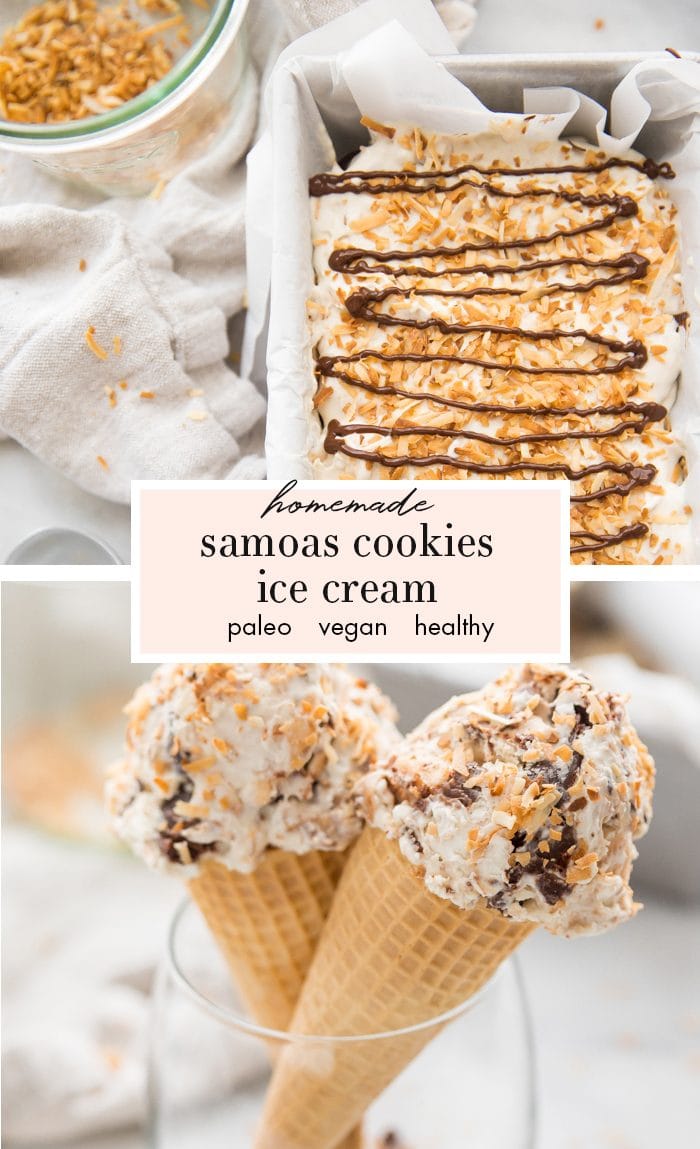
(0, 0, 190, 125)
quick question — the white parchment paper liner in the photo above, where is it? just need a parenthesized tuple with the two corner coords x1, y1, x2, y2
(243, 0, 700, 561)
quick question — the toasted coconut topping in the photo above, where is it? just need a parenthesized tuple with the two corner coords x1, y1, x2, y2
(107, 663, 400, 875)
(361, 664, 654, 936)
(308, 125, 691, 564)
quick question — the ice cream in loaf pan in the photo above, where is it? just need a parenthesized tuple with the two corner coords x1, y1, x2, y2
(107, 663, 400, 875)
(308, 120, 691, 564)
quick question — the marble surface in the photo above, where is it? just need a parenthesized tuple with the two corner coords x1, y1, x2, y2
(0, 441, 131, 564)
(77, 903, 700, 1148)
(7, 880, 698, 1149)
(3, 0, 698, 564)
(525, 902, 700, 1149)
(469, 0, 699, 53)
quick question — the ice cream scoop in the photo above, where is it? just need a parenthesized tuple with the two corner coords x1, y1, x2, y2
(256, 664, 654, 1149)
(364, 662, 654, 935)
(107, 661, 400, 1083)
(108, 662, 400, 875)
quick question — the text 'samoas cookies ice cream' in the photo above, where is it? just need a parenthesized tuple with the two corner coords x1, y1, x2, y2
(308, 121, 691, 564)
(256, 664, 654, 1149)
(107, 663, 400, 1035)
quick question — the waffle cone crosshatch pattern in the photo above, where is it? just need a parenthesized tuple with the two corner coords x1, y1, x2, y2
(1, 4, 700, 1149)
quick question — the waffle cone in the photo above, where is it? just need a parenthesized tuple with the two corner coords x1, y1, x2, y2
(188, 848, 348, 1032)
(189, 849, 363, 1149)
(256, 827, 535, 1149)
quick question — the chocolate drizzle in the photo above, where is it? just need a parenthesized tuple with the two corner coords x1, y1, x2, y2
(311, 147, 678, 556)
(344, 286, 648, 372)
(570, 522, 649, 554)
(441, 773, 481, 806)
(502, 721, 588, 906)
(158, 777, 215, 865)
(325, 418, 657, 504)
(309, 154, 673, 198)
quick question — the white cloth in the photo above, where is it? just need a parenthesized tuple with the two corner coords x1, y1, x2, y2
(284, 0, 368, 38)
(281, 0, 477, 43)
(0, 36, 267, 501)
(0, 202, 267, 501)
(1, 826, 179, 1143)
(1, 824, 268, 1145)
(434, 0, 478, 42)
(0, 0, 477, 503)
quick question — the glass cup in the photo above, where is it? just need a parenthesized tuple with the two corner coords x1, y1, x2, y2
(0, 0, 253, 194)
(149, 899, 537, 1149)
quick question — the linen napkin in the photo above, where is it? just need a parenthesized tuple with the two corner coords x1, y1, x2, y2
(2, 823, 268, 1144)
(0, 22, 267, 501)
(0, 0, 477, 503)
(283, 0, 477, 41)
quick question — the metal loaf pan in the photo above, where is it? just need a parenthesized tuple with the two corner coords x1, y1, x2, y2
(312, 50, 700, 163)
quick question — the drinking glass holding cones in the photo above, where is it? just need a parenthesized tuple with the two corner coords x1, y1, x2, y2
(149, 897, 536, 1149)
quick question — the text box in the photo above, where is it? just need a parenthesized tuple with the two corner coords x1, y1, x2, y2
(132, 479, 569, 661)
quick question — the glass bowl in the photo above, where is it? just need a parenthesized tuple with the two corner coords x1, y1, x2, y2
(4, 526, 122, 563)
(149, 899, 537, 1149)
(0, 0, 253, 194)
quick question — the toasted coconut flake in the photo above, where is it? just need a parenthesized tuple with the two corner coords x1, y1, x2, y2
(85, 325, 108, 360)
(0, 0, 183, 124)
